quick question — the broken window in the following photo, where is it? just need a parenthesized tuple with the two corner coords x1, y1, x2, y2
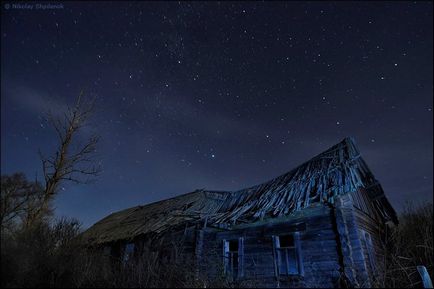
(123, 242, 135, 263)
(273, 232, 303, 276)
(363, 231, 376, 272)
(223, 237, 244, 279)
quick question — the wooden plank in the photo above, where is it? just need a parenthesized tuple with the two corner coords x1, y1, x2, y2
(417, 266, 433, 288)
(239, 237, 245, 278)
(294, 232, 304, 276)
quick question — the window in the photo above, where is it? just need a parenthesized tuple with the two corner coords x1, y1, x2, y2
(272, 232, 303, 276)
(123, 242, 135, 263)
(103, 245, 111, 257)
(363, 231, 376, 272)
(223, 238, 244, 279)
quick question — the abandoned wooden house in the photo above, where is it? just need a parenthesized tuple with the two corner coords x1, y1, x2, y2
(82, 137, 398, 288)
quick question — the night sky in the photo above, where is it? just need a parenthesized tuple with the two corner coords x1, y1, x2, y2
(1, 2, 432, 228)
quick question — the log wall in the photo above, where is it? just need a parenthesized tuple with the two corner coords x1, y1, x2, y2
(198, 205, 342, 288)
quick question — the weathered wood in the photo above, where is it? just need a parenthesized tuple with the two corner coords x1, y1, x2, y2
(82, 137, 398, 288)
(417, 266, 434, 288)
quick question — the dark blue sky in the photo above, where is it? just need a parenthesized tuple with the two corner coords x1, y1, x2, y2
(1, 1, 432, 228)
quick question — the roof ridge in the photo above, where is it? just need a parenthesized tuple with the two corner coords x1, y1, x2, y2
(231, 136, 358, 195)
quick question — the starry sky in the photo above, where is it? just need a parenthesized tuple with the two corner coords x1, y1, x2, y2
(1, 1, 432, 228)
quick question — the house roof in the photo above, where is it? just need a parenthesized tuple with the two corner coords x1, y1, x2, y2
(81, 137, 398, 245)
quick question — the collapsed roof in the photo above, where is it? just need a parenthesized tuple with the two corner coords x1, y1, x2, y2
(81, 137, 398, 245)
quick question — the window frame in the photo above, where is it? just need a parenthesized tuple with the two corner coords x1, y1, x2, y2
(223, 237, 244, 279)
(362, 230, 377, 272)
(272, 232, 304, 277)
(123, 242, 135, 263)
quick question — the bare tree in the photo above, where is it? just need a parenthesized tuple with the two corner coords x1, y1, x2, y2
(34, 91, 101, 224)
(0, 173, 44, 232)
